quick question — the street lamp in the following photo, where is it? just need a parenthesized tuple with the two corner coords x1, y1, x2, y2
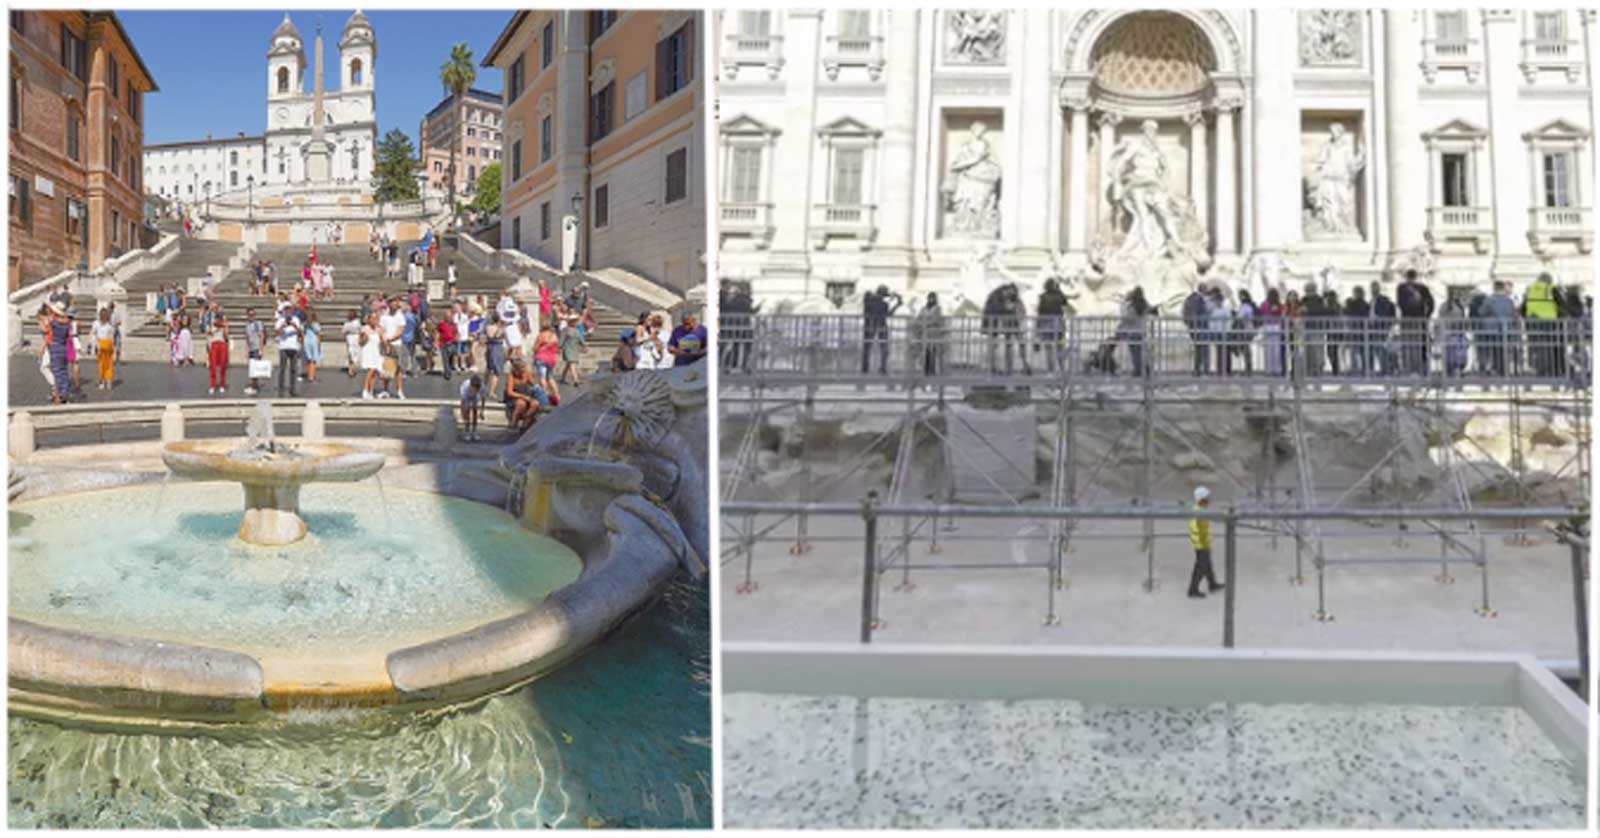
(247, 174, 255, 222)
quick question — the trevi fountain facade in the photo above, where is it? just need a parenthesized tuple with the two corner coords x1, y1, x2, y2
(715, 9, 1597, 313)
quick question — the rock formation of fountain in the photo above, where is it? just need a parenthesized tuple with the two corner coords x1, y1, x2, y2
(161, 403, 385, 546)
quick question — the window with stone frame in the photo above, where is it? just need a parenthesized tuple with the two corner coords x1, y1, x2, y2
(512, 139, 523, 180)
(831, 147, 865, 206)
(1434, 11, 1467, 46)
(60, 24, 87, 81)
(665, 147, 688, 204)
(540, 201, 551, 240)
(588, 11, 618, 44)
(231, 171, 239, 187)
(588, 82, 615, 143)
(9, 69, 18, 133)
(1533, 11, 1566, 44)
(278, 67, 290, 94)
(594, 183, 609, 228)
(1541, 151, 1574, 208)
(838, 10, 871, 39)
(542, 20, 554, 69)
(10, 10, 23, 35)
(10, 174, 31, 227)
(351, 58, 363, 85)
(109, 59, 119, 96)
(727, 146, 762, 203)
(656, 20, 694, 101)
(1423, 119, 1486, 210)
(1441, 153, 1470, 207)
(739, 11, 771, 36)
(111, 135, 121, 177)
(66, 198, 83, 238)
(510, 55, 525, 101)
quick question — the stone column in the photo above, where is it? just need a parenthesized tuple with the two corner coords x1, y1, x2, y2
(873, 10, 920, 256)
(1251, 8, 1300, 252)
(1384, 9, 1425, 261)
(1012, 10, 1053, 252)
(1186, 109, 1209, 246)
(1214, 98, 1239, 255)
(1481, 9, 1532, 271)
(770, 10, 822, 255)
(1095, 109, 1122, 234)
(1064, 98, 1091, 253)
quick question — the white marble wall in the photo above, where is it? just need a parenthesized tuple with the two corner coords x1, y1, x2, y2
(716, 8, 1596, 305)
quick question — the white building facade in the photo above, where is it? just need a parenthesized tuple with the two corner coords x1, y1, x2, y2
(142, 11, 379, 202)
(715, 9, 1597, 310)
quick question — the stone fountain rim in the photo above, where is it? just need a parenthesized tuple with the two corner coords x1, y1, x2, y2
(6, 477, 684, 731)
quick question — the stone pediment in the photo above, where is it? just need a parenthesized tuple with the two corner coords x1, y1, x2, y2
(1423, 118, 1487, 141)
(816, 116, 880, 138)
(721, 113, 779, 137)
(1522, 118, 1589, 142)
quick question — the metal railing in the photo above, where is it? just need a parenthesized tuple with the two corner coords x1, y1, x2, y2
(722, 497, 1589, 687)
(719, 314, 1592, 387)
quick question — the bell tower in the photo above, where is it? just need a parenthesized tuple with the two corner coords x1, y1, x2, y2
(266, 13, 305, 102)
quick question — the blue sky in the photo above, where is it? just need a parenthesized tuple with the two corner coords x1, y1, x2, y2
(120, 10, 507, 146)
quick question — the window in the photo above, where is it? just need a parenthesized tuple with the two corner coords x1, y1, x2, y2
(656, 21, 694, 101)
(665, 147, 688, 204)
(588, 11, 618, 44)
(467, 146, 476, 157)
(594, 184, 609, 227)
(230, 150, 239, 166)
(60, 25, 87, 81)
(1542, 152, 1573, 208)
(433, 160, 442, 173)
(739, 11, 771, 36)
(511, 139, 522, 180)
(128, 87, 140, 123)
(130, 155, 137, 190)
(109, 60, 119, 95)
(10, 174, 31, 226)
(467, 126, 476, 138)
(350, 58, 363, 85)
(1534, 11, 1566, 43)
(729, 146, 762, 203)
(1435, 11, 1467, 45)
(1441, 153, 1469, 207)
(588, 82, 615, 142)
(111, 136, 121, 177)
(624, 70, 648, 122)
(831, 148, 865, 205)
(9, 71, 18, 132)
(277, 66, 290, 94)
(66, 113, 79, 160)
(540, 115, 552, 162)
(468, 164, 476, 182)
(10, 10, 22, 35)
(231, 171, 239, 187)
(509, 55, 525, 101)
(512, 216, 521, 249)
(839, 11, 871, 39)
(111, 210, 121, 245)
(540, 201, 551, 240)
(541, 21, 554, 69)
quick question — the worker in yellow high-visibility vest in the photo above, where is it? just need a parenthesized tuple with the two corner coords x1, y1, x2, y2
(1523, 272, 1559, 377)
(1187, 486, 1224, 599)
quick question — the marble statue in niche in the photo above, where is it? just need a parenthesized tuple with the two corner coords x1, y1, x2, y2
(942, 120, 1002, 237)
(1106, 120, 1187, 260)
(1304, 123, 1366, 238)
(945, 11, 1006, 64)
(1299, 10, 1362, 66)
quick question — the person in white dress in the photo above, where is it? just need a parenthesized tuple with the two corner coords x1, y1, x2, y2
(359, 313, 385, 399)
(342, 310, 362, 376)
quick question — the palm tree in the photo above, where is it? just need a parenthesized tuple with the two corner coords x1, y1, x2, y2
(439, 42, 476, 232)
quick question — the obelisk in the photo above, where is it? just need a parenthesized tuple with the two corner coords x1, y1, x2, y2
(303, 18, 332, 183)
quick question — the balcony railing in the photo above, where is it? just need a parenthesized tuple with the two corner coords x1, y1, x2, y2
(1528, 205, 1594, 254)
(720, 202, 776, 249)
(1520, 38, 1583, 83)
(721, 31, 785, 80)
(1426, 205, 1493, 253)
(810, 203, 878, 248)
(822, 34, 885, 81)
(1421, 37, 1482, 83)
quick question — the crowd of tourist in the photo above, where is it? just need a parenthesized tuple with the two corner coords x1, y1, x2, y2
(721, 270, 1589, 383)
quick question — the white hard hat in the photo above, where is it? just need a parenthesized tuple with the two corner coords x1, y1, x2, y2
(1194, 486, 1211, 502)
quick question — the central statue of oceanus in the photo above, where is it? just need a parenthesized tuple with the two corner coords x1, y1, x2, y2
(1088, 118, 1211, 309)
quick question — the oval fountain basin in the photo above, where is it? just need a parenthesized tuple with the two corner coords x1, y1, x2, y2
(161, 440, 387, 485)
(9, 483, 583, 696)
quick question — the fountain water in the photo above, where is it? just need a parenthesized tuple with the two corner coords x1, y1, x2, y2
(161, 403, 385, 546)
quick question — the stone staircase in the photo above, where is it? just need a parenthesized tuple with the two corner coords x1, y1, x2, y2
(109, 237, 630, 373)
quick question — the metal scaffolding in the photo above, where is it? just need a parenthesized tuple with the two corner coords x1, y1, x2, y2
(720, 313, 1591, 630)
